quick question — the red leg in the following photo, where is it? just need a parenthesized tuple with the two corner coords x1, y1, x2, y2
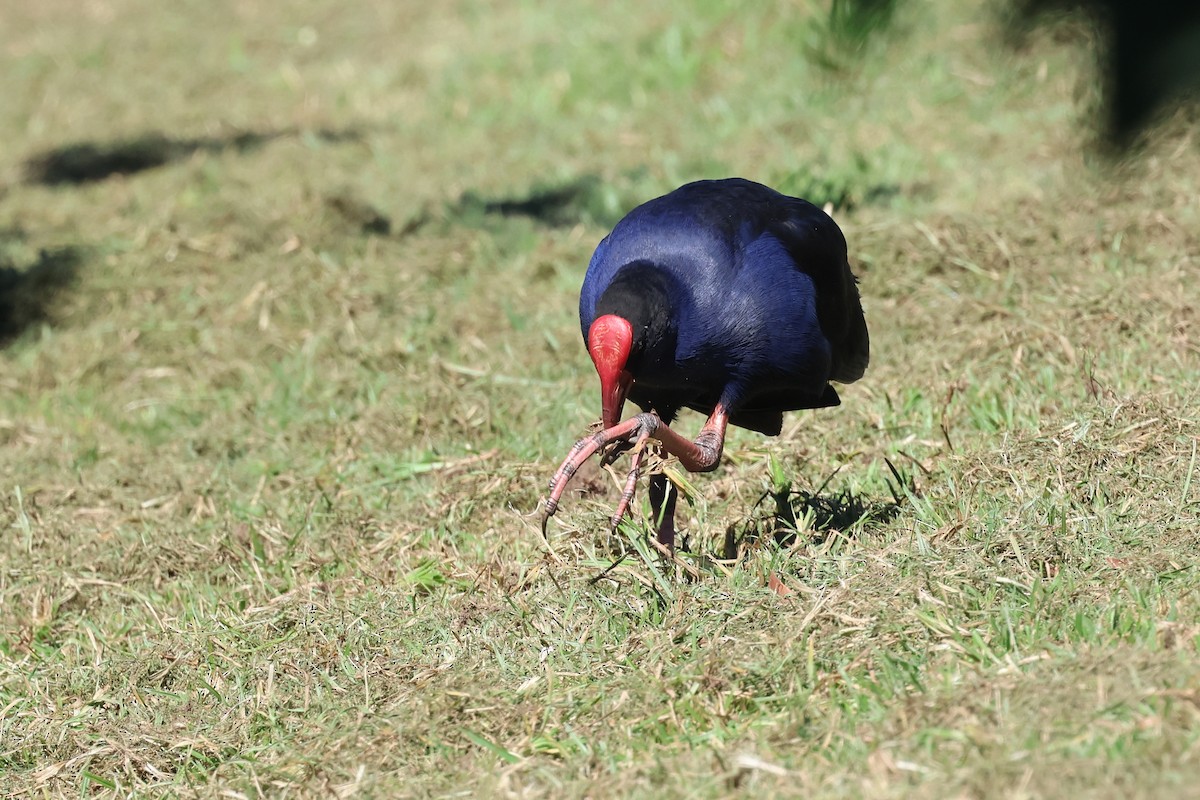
(542, 414, 649, 532)
(541, 404, 731, 538)
(608, 428, 651, 532)
(652, 404, 729, 473)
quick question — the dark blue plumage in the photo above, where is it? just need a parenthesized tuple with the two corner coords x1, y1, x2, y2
(579, 177, 867, 435)
(544, 178, 868, 548)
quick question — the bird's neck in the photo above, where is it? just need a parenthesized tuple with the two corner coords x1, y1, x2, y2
(594, 261, 678, 369)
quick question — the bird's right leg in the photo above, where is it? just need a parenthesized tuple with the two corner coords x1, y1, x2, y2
(648, 404, 729, 473)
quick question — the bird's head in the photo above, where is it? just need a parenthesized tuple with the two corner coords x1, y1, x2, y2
(587, 314, 634, 429)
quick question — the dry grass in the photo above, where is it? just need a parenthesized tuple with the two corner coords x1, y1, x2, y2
(1, 1, 1199, 797)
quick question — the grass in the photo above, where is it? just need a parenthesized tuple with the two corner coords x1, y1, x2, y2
(2, 0, 1199, 797)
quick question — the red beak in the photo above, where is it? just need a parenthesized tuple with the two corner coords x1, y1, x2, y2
(587, 314, 634, 429)
(601, 369, 633, 429)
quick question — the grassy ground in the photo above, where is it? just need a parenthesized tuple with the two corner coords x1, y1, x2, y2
(2, 1, 1198, 797)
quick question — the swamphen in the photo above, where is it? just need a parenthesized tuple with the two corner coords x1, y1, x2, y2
(543, 178, 869, 549)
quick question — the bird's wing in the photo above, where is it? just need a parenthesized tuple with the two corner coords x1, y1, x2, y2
(769, 204, 869, 384)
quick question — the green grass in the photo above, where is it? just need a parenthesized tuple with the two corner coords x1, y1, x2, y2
(2, 0, 1199, 797)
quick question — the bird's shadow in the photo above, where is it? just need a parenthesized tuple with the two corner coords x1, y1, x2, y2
(720, 460, 909, 559)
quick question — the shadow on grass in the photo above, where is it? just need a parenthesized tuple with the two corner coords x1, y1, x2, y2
(451, 175, 618, 228)
(723, 460, 909, 558)
(24, 128, 363, 186)
(586, 462, 909, 597)
(1012, 0, 1200, 147)
(448, 167, 910, 234)
(325, 192, 396, 236)
(0, 246, 83, 344)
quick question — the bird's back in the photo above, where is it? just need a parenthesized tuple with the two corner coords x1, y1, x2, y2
(580, 178, 868, 430)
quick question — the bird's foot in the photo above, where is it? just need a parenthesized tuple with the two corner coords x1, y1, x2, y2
(541, 403, 729, 543)
(541, 412, 663, 536)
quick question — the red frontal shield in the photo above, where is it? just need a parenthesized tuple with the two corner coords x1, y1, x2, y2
(587, 314, 634, 428)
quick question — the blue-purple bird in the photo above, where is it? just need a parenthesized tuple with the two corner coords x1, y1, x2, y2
(543, 178, 869, 548)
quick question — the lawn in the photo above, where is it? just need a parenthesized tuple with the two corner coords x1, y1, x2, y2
(1, 1, 1198, 797)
